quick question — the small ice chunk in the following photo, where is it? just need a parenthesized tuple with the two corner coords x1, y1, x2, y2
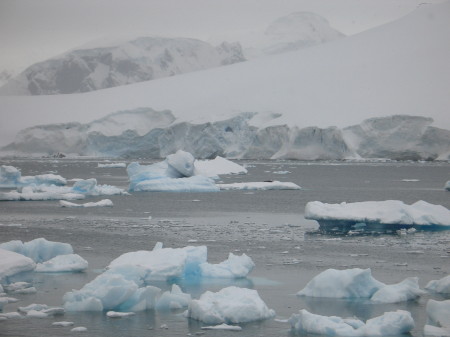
(426, 299, 450, 329)
(98, 163, 126, 168)
(201, 323, 242, 331)
(0, 248, 36, 280)
(52, 321, 75, 327)
(0, 312, 23, 319)
(71, 327, 88, 332)
(218, 181, 300, 190)
(0, 238, 73, 263)
(426, 275, 450, 294)
(371, 277, 425, 303)
(187, 286, 275, 324)
(106, 311, 135, 318)
(26, 310, 48, 318)
(35, 254, 88, 273)
(60, 199, 113, 208)
(297, 268, 385, 298)
(199, 253, 255, 278)
(156, 284, 191, 310)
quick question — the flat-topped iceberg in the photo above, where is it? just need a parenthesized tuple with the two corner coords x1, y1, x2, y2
(424, 299, 450, 336)
(426, 275, 450, 294)
(217, 181, 300, 190)
(289, 309, 415, 336)
(298, 268, 425, 303)
(305, 200, 450, 233)
(0, 165, 66, 188)
(59, 199, 113, 208)
(0, 248, 36, 282)
(98, 163, 126, 168)
(187, 286, 275, 324)
(194, 156, 248, 177)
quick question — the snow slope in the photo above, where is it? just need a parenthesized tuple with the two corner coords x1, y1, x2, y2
(0, 2, 449, 150)
(0, 37, 245, 95)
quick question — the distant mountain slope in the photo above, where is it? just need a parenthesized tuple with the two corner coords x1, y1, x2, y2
(2, 109, 449, 161)
(0, 2, 449, 149)
(0, 37, 245, 95)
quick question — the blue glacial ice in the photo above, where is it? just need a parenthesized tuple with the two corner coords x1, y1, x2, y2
(289, 309, 415, 336)
(0, 165, 66, 188)
(298, 268, 425, 303)
(155, 284, 191, 310)
(187, 286, 275, 324)
(424, 299, 450, 336)
(426, 275, 450, 294)
(305, 200, 450, 233)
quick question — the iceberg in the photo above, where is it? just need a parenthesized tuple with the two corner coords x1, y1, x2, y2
(59, 199, 113, 208)
(18, 303, 65, 317)
(155, 284, 191, 310)
(426, 275, 450, 294)
(0, 165, 66, 188)
(98, 163, 126, 168)
(289, 309, 415, 336)
(133, 175, 219, 193)
(187, 286, 275, 324)
(305, 200, 450, 233)
(424, 299, 450, 336)
(217, 181, 300, 190)
(35, 254, 88, 273)
(201, 323, 242, 331)
(194, 156, 248, 177)
(199, 253, 255, 279)
(0, 238, 73, 263)
(0, 248, 36, 282)
(445, 181, 450, 191)
(298, 268, 425, 303)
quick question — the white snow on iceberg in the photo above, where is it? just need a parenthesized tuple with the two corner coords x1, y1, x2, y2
(289, 309, 415, 336)
(187, 286, 275, 324)
(426, 275, 450, 294)
(298, 268, 425, 303)
(200, 253, 255, 279)
(60, 199, 113, 208)
(0, 248, 36, 282)
(35, 254, 88, 273)
(194, 156, 248, 177)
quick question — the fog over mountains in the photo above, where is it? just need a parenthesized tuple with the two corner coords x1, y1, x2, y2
(0, 2, 449, 160)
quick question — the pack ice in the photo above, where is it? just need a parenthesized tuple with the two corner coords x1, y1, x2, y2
(0, 165, 126, 201)
(64, 243, 255, 311)
(127, 150, 299, 192)
(289, 309, 415, 336)
(305, 200, 450, 233)
(298, 268, 425, 303)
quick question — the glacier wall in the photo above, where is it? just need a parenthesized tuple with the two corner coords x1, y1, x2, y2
(2, 109, 449, 161)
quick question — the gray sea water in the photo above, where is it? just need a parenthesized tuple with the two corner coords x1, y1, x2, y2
(0, 159, 449, 337)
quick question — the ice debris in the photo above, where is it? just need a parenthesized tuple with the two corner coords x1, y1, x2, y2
(298, 268, 425, 303)
(424, 299, 450, 336)
(201, 323, 242, 331)
(106, 311, 135, 318)
(445, 181, 450, 191)
(289, 309, 415, 336)
(18, 303, 65, 317)
(187, 286, 275, 324)
(35, 254, 88, 273)
(98, 162, 126, 168)
(0, 165, 66, 188)
(60, 199, 113, 208)
(426, 275, 450, 294)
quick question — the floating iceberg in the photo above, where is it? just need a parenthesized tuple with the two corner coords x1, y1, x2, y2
(194, 156, 248, 177)
(289, 309, 415, 336)
(132, 175, 219, 193)
(59, 199, 113, 208)
(201, 323, 242, 331)
(0, 165, 66, 188)
(187, 286, 275, 324)
(106, 311, 135, 318)
(445, 181, 450, 191)
(64, 264, 161, 312)
(424, 299, 450, 336)
(217, 181, 300, 190)
(426, 275, 450, 294)
(298, 268, 425, 303)
(98, 163, 126, 168)
(0, 238, 73, 263)
(199, 253, 255, 278)
(0, 249, 35, 282)
(35, 254, 88, 273)
(156, 284, 191, 310)
(18, 303, 65, 317)
(305, 200, 450, 233)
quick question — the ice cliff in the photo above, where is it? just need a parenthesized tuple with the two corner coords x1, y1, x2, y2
(0, 37, 245, 95)
(2, 109, 449, 161)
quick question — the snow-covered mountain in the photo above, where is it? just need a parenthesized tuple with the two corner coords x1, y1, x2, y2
(0, 2, 449, 157)
(2, 109, 449, 161)
(0, 37, 245, 95)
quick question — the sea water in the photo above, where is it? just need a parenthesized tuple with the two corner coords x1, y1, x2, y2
(0, 159, 449, 336)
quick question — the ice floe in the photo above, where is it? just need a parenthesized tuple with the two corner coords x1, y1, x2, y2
(217, 181, 300, 190)
(0, 165, 66, 188)
(59, 199, 113, 208)
(424, 299, 450, 336)
(0, 238, 73, 263)
(289, 309, 415, 336)
(201, 323, 242, 331)
(106, 311, 135, 318)
(187, 286, 275, 324)
(426, 275, 450, 294)
(298, 268, 425, 303)
(0, 248, 36, 282)
(194, 156, 248, 177)
(18, 303, 65, 317)
(305, 200, 450, 233)
(199, 253, 255, 278)
(35, 254, 88, 273)
(98, 162, 126, 168)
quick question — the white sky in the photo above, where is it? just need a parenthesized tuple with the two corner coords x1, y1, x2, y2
(0, 0, 445, 72)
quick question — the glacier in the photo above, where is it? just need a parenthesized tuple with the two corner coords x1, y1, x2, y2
(0, 37, 245, 95)
(289, 309, 415, 336)
(3, 109, 449, 161)
(305, 200, 450, 233)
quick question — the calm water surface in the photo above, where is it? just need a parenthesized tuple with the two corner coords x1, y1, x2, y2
(0, 159, 449, 337)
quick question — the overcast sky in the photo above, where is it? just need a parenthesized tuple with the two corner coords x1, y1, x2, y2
(0, 0, 445, 72)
